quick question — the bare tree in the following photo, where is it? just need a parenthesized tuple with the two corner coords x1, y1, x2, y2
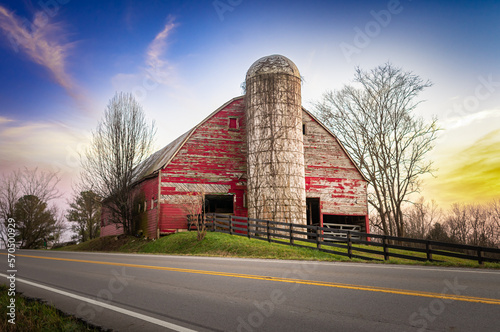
(491, 199, 500, 229)
(446, 203, 469, 244)
(490, 199, 500, 245)
(405, 197, 441, 239)
(314, 63, 438, 237)
(0, 171, 20, 248)
(445, 202, 498, 247)
(51, 209, 67, 246)
(0, 168, 62, 248)
(467, 204, 490, 246)
(183, 185, 207, 241)
(82, 92, 156, 235)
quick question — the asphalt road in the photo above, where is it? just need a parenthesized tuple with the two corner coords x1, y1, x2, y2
(1, 250, 499, 331)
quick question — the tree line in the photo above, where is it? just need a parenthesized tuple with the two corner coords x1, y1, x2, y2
(0, 168, 102, 248)
(370, 197, 500, 248)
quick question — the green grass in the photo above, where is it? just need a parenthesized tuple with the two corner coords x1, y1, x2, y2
(61, 232, 351, 261)
(57, 231, 500, 269)
(0, 285, 103, 332)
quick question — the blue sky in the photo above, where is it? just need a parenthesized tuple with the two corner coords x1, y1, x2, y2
(0, 0, 499, 208)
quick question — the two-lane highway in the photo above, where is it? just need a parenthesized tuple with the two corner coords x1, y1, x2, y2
(1, 250, 499, 331)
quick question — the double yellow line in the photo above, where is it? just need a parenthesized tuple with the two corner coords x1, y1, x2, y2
(6, 253, 500, 305)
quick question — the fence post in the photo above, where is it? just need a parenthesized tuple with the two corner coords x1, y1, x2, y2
(266, 220, 270, 243)
(383, 236, 389, 261)
(477, 247, 483, 265)
(247, 217, 251, 239)
(229, 216, 233, 235)
(316, 226, 321, 250)
(347, 231, 352, 259)
(426, 241, 433, 262)
(212, 214, 215, 231)
(289, 223, 294, 245)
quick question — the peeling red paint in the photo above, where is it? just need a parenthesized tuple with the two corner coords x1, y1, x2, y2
(101, 97, 369, 238)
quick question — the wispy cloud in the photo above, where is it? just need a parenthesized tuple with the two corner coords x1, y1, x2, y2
(440, 108, 500, 130)
(0, 116, 90, 175)
(0, 116, 14, 125)
(110, 17, 178, 101)
(0, 5, 78, 96)
(144, 17, 177, 84)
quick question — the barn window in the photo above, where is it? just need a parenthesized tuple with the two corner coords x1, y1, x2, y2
(302, 124, 306, 135)
(228, 117, 239, 130)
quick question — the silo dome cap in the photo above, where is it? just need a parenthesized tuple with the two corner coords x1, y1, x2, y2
(246, 54, 300, 79)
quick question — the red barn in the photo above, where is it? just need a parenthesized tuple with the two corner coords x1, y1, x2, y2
(101, 55, 368, 238)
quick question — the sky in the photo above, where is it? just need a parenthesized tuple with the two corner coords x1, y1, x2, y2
(0, 0, 499, 213)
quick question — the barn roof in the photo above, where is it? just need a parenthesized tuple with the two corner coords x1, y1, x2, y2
(132, 96, 368, 184)
(132, 128, 194, 183)
(131, 96, 244, 184)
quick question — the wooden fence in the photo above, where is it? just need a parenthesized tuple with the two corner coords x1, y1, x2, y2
(195, 213, 500, 264)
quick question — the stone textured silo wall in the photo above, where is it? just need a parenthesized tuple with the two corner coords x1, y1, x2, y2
(245, 55, 307, 225)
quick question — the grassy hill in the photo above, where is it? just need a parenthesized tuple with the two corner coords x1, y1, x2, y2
(58, 232, 350, 261)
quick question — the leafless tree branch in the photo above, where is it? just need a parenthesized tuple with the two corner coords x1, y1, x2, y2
(81, 92, 156, 235)
(314, 63, 438, 236)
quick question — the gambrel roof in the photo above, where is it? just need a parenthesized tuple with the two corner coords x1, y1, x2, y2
(132, 96, 244, 183)
(132, 96, 368, 184)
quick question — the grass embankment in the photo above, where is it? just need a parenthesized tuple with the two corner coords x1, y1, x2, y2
(0, 285, 103, 332)
(59, 232, 350, 261)
(58, 232, 500, 268)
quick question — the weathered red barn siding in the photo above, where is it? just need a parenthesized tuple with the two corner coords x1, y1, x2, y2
(158, 98, 248, 232)
(100, 176, 158, 238)
(132, 176, 159, 238)
(302, 111, 368, 230)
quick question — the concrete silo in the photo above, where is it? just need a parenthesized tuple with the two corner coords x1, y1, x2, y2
(245, 54, 307, 225)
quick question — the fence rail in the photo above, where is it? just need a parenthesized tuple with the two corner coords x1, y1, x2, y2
(191, 213, 500, 264)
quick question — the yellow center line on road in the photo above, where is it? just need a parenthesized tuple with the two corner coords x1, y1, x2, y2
(5, 253, 500, 306)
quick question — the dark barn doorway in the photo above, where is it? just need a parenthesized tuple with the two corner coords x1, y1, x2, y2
(306, 198, 320, 239)
(322, 214, 367, 233)
(306, 198, 320, 226)
(205, 195, 234, 214)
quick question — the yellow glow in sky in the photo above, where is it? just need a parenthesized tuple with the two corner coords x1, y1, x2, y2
(427, 129, 500, 206)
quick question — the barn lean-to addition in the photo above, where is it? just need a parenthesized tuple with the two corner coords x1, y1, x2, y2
(101, 55, 369, 238)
